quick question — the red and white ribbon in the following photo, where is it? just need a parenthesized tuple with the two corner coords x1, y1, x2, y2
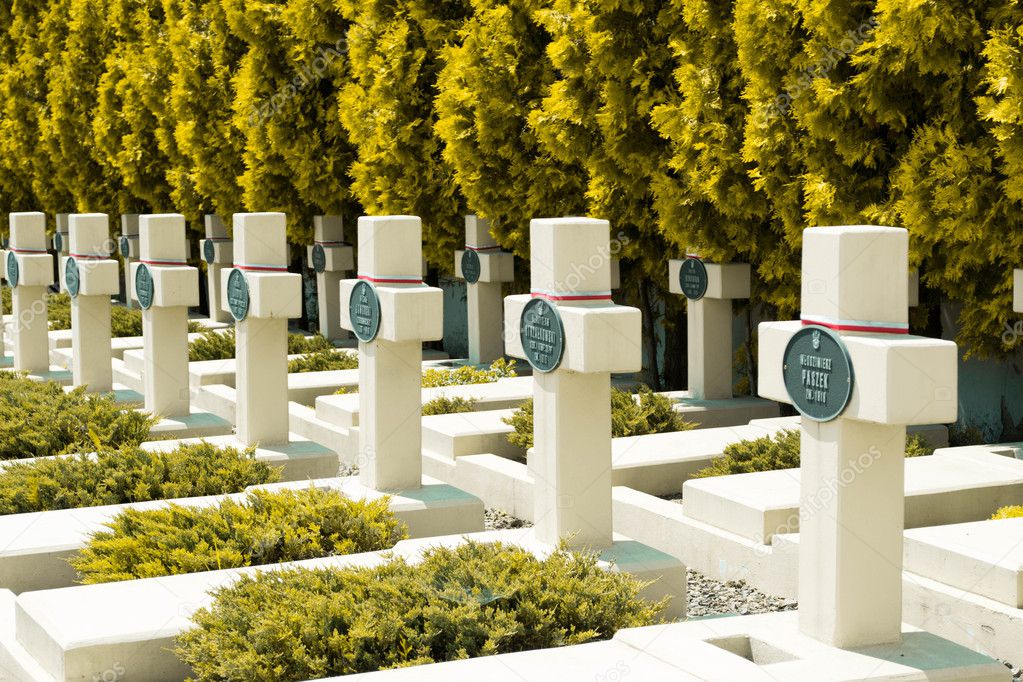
(465, 244, 502, 252)
(70, 252, 109, 260)
(8, 247, 48, 254)
(801, 315, 909, 335)
(531, 289, 613, 303)
(140, 258, 188, 267)
(358, 274, 423, 285)
(235, 263, 288, 273)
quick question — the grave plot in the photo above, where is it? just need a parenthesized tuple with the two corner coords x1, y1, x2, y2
(454, 214, 515, 365)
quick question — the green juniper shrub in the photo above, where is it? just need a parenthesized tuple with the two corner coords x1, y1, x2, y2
(175, 541, 665, 681)
(693, 430, 934, 478)
(287, 348, 359, 373)
(420, 358, 517, 388)
(421, 396, 478, 416)
(505, 386, 696, 451)
(0, 373, 156, 459)
(47, 293, 201, 337)
(189, 329, 334, 362)
(71, 488, 407, 584)
(993, 506, 1023, 520)
(0, 443, 279, 514)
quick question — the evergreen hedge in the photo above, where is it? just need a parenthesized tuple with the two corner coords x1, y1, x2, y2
(72, 487, 406, 583)
(175, 541, 664, 681)
(0, 442, 278, 515)
(3, 2, 1023, 356)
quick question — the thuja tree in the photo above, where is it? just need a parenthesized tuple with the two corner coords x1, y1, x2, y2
(166, 0, 247, 223)
(337, 0, 471, 269)
(435, 0, 587, 256)
(0, 2, 37, 211)
(93, 0, 176, 214)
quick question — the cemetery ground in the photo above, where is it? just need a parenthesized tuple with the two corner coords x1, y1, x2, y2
(0, 213, 1017, 682)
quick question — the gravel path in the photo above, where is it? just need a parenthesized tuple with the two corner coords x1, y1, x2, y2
(686, 570, 796, 618)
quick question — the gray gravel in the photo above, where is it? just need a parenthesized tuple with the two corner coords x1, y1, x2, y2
(485, 508, 532, 530)
(338, 462, 360, 478)
(686, 570, 797, 618)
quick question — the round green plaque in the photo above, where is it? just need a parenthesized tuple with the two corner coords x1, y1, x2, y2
(135, 263, 155, 310)
(678, 257, 708, 301)
(312, 244, 327, 274)
(65, 257, 81, 298)
(53, 233, 63, 253)
(226, 268, 250, 321)
(119, 236, 131, 259)
(461, 249, 481, 285)
(203, 239, 216, 265)
(782, 325, 854, 422)
(520, 297, 565, 373)
(6, 251, 19, 288)
(349, 280, 381, 342)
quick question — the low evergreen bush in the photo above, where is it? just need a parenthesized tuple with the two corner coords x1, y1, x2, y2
(0, 442, 279, 514)
(0, 373, 155, 459)
(71, 488, 406, 583)
(693, 430, 935, 478)
(175, 541, 665, 681)
(47, 293, 201, 337)
(992, 506, 1023, 520)
(189, 329, 334, 362)
(420, 359, 516, 387)
(505, 386, 696, 450)
(422, 396, 477, 416)
(287, 348, 359, 373)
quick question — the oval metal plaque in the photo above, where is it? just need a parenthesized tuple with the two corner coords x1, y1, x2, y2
(119, 236, 131, 259)
(53, 233, 63, 253)
(226, 268, 250, 321)
(65, 257, 81, 298)
(349, 280, 381, 342)
(203, 239, 216, 265)
(520, 297, 565, 373)
(6, 252, 19, 288)
(461, 249, 481, 285)
(135, 263, 155, 310)
(782, 325, 854, 422)
(312, 244, 327, 274)
(679, 257, 708, 301)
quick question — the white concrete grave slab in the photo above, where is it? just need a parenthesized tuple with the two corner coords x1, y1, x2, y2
(307, 214, 353, 341)
(454, 215, 514, 365)
(63, 214, 120, 393)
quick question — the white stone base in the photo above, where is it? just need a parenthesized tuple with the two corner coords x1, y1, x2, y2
(660, 391, 782, 428)
(7, 529, 679, 682)
(146, 409, 234, 440)
(332, 611, 1008, 681)
(140, 434, 339, 482)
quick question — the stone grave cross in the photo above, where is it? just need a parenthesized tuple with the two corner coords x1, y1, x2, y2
(307, 215, 353, 341)
(504, 218, 641, 549)
(63, 214, 119, 392)
(759, 225, 957, 648)
(668, 255, 750, 400)
(222, 213, 301, 446)
(202, 214, 233, 324)
(52, 213, 69, 292)
(133, 214, 199, 417)
(7, 212, 53, 373)
(455, 215, 514, 365)
(119, 214, 140, 309)
(340, 216, 443, 491)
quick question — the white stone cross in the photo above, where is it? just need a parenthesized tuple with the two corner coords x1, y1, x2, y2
(668, 256, 750, 400)
(504, 218, 641, 550)
(52, 213, 69, 293)
(454, 215, 514, 365)
(132, 214, 199, 418)
(759, 226, 957, 648)
(306, 215, 353, 341)
(203, 214, 233, 324)
(63, 214, 119, 392)
(221, 213, 301, 446)
(340, 216, 443, 491)
(7, 212, 53, 373)
(119, 214, 140, 309)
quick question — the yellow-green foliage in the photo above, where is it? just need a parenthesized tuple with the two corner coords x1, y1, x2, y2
(287, 348, 359, 373)
(0, 443, 279, 515)
(694, 430, 934, 478)
(992, 506, 1023, 520)
(47, 293, 201, 338)
(505, 386, 695, 451)
(0, 373, 156, 459)
(336, 0, 471, 269)
(176, 541, 665, 681)
(72, 487, 407, 583)
(188, 329, 333, 362)
(421, 358, 516, 387)
(421, 395, 477, 415)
